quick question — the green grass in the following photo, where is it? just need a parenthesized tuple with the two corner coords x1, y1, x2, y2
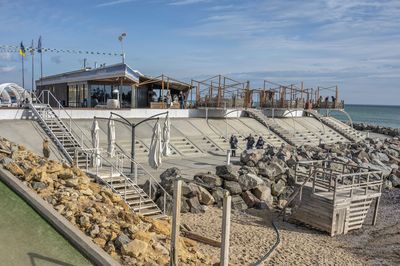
(0, 180, 92, 266)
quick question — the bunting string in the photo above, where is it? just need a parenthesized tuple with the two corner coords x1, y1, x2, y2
(0, 45, 122, 56)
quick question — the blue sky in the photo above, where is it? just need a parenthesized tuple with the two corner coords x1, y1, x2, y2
(0, 0, 399, 104)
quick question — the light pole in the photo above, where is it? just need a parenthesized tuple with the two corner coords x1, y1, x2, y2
(118, 33, 127, 64)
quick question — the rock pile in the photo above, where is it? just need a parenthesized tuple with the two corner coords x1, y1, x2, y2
(0, 137, 209, 265)
(352, 123, 400, 137)
(154, 136, 400, 214)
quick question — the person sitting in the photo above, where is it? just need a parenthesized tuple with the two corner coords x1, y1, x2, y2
(244, 134, 255, 150)
(255, 136, 265, 149)
(229, 134, 238, 157)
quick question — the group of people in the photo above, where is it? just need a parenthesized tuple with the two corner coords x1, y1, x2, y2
(229, 133, 265, 156)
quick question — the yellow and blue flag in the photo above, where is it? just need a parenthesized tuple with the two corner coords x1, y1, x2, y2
(19, 42, 26, 57)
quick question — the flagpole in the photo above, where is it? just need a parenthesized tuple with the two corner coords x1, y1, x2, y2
(31, 41, 35, 92)
(21, 55, 25, 89)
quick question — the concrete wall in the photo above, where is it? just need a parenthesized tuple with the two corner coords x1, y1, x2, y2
(0, 108, 244, 120)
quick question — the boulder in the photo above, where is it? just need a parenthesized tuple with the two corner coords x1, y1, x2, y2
(389, 175, 400, 188)
(160, 167, 181, 182)
(187, 196, 204, 213)
(238, 173, 264, 191)
(271, 179, 286, 196)
(32, 181, 47, 190)
(194, 173, 222, 188)
(215, 165, 239, 181)
(231, 195, 248, 211)
(241, 191, 260, 208)
(121, 239, 149, 258)
(115, 233, 131, 250)
(211, 187, 225, 207)
(240, 149, 264, 167)
(197, 186, 215, 205)
(182, 182, 200, 198)
(384, 179, 393, 190)
(223, 180, 242, 195)
(252, 184, 273, 206)
(142, 180, 159, 201)
(156, 195, 173, 215)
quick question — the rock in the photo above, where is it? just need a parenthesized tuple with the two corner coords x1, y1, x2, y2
(239, 165, 259, 176)
(194, 173, 223, 188)
(238, 173, 264, 191)
(4, 162, 24, 176)
(65, 178, 79, 188)
(240, 149, 264, 167)
(115, 233, 131, 250)
(211, 187, 225, 207)
(389, 175, 400, 188)
(152, 242, 169, 256)
(252, 185, 273, 206)
(58, 169, 74, 179)
(375, 152, 390, 163)
(215, 165, 239, 181)
(272, 179, 286, 196)
(355, 150, 370, 161)
(231, 195, 248, 211)
(32, 181, 47, 190)
(384, 179, 393, 190)
(156, 194, 173, 215)
(241, 190, 260, 208)
(182, 182, 200, 198)
(90, 224, 100, 238)
(267, 160, 286, 178)
(187, 196, 203, 213)
(121, 239, 149, 258)
(142, 180, 159, 201)
(223, 180, 242, 195)
(0, 157, 13, 165)
(197, 186, 215, 205)
(180, 196, 191, 213)
(160, 167, 181, 182)
(93, 237, 107, 248)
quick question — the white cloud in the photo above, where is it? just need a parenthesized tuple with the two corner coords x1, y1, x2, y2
(0, 65, 16, 73)
(169, 0, 210, 6)
(96, 0, 134, 8)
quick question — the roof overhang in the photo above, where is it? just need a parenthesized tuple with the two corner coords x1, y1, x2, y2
(36, 63, 142, 86)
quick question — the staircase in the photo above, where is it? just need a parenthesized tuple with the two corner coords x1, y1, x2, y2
(344, 198, 373, 234)
(29, 90, 168, 219)
(245, 109, 295, 146)
(320, 116, 365, 142)
(29, 102, 89, 167)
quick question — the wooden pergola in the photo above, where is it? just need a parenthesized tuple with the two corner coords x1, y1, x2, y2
(191, 75, 250, 108)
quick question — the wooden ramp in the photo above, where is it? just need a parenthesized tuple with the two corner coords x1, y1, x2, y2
(289, 160, 383, 236)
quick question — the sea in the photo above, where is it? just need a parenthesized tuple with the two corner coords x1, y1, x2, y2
(330, 104, 400, 129)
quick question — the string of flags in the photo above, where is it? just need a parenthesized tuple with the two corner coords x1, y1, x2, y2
(0, 44, 123, 56)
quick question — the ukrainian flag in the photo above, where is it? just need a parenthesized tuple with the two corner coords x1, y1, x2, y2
(19, 42, 26, 57)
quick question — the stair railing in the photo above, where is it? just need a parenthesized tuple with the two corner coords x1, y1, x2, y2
(36, 90, 93, 149)
(74, 147, 160, 215)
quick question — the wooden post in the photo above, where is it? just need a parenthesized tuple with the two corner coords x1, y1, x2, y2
(167, 78, 170, 109)
(218, 75, 222, 108)
(170, 179, 182, 265)
(372, 196, 380, 226)
(197, 81, 201, 104)
(220, 191, 231, 266)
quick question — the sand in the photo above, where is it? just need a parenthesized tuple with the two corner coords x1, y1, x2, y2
(182, 190, 400, 265)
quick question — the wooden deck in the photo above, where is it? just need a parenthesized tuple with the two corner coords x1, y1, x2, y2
(289, 160, 383, 236)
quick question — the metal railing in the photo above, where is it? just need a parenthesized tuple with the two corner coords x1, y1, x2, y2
(295, 160, 383, 204)
(36, 90, 93, 148)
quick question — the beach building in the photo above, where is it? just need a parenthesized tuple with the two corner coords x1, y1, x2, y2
(35, 63, 191, 109)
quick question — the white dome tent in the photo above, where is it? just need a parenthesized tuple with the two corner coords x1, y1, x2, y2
(0, 83, 32, 107)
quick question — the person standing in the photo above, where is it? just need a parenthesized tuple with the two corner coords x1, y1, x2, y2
(178, 91, 184, 109)
(229, 134, 238, 157)
(256, 136, 265, 149)
(166, 91, 172, 108)
(244, 134, 255, 150)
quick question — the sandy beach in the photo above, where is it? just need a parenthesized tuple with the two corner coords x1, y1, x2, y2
(182, 189, 400, 265)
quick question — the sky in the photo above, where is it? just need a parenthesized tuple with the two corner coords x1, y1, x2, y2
(0, 0, 399, 105)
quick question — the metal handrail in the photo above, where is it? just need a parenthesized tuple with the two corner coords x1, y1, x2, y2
(36, 90, 93, 148)
(114, 143, 171, 199)
(75, 146, 164, 215)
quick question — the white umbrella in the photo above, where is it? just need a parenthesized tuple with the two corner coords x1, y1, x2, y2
(148, 120, 163, 169)
(107, 119, 116, 157)
(91, 119, 101, 167)
(162, 114, 171, 157)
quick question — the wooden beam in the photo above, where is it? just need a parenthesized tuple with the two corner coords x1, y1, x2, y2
(181, 230, 221, 248)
